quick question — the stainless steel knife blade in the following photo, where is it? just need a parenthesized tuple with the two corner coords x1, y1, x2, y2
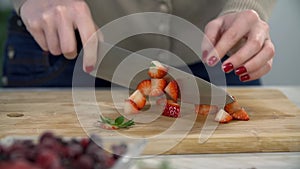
(90, 42, 234, 105)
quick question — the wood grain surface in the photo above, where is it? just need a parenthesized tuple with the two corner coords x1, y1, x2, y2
(0, 88, 299, 155)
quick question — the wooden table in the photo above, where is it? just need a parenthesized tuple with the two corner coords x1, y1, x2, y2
(1, 86, 300, 168)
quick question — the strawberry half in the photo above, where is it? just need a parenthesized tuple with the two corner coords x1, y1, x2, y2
(136, 79, 151, 96)
(162, 100, 181, 118)
(194, 104, 219, 115)
(214, 109, 233, 123)
(129, 90, 146, 109)
(224, 96, 241, 115)
(164, 80, 180, 102)
(124, 99, 139, 114)
(149, 78, 167, 97)
(148, 61, 168, 78)
(231, 108, 250, 121)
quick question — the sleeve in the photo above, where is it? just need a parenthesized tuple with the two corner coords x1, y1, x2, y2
(11, 0, 27, 15)
(219, 0, 277, 21)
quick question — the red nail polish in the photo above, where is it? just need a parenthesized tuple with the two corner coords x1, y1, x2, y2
(222, 63, 234, 73)
(240, 74, 250, 82)
(85, 65, 94, 73)
(202, 50, 208, 61)
(235, 66, 247, 75)
(207, 56, 219, 66)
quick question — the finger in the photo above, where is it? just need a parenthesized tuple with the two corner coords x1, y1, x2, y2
(237, 40, 275, 82)
(30, 28, 49, 52)
(57, 12, 77, 59)
(207, 11, 259, 66)
(73, 4, 97, 73)
(222, 24, 268, 73)
(201, 19, 223, 61)
(239, 59, 273, 82)
(43, 19, 62, 56)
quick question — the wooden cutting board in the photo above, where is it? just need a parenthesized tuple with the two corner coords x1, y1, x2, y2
(0, 88, 300, 155)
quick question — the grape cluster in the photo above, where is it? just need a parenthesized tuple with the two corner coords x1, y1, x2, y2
(0, 132, 127, 169)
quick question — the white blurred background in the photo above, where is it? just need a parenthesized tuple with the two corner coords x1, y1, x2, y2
(262, 0, 300, 85)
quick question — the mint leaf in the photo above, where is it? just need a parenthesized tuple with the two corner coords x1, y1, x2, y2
(114, 116, 124, 125)
(98, 115, 135, 129)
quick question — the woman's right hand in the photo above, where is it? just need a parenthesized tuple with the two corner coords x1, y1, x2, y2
(20, 0, 99, 73)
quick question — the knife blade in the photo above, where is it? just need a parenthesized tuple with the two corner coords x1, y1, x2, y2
(90, 42, 234, 105)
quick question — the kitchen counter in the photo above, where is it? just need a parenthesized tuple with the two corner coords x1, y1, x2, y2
(0, 86, 299, 169)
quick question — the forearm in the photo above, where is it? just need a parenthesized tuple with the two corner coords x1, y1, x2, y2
(219, 0, 277, 21)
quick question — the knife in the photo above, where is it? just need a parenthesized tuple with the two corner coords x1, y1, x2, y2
(88, 42, 234, 144)
(90, 42, 234, 105)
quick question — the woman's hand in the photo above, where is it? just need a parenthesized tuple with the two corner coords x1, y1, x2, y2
(20, 0, 99, 73)
(202, 10, 275, 82)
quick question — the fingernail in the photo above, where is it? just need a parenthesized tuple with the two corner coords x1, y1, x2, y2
(85, 65, 94, 73)
(240, 74, 250, 82)
(207, 56, 219, 66)
(202, 50, 208, 61)
(222, 63, 234, 73)
(235, 66, 247, 75)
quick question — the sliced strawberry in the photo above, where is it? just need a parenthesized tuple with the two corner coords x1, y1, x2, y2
(164, 80, 180, 102)
(156, 96, 167, 106)
(162, 100, 181, 118)
(148, 61, 168, 78)
(149, 78, 167, 97)
(214, 109, 233, 123)
(129, 90, 146, 109)
(224, 96, 241, 115)
(231, 108, 250, 121)
(136, 79, 151, 96)
(124, 99, 139, 114)
(194, 104, 218, 115)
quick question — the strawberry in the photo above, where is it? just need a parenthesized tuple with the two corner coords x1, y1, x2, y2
(149, 78, 167, 97)
(156, 96, 167, 106)
(136, 79, 151, 96)
(231, 108, 250, 121)
(162, 100, 181, 118)
(214, 109, 233, 123)
(164, 80, 180, 102)
(124, 99, 139, 114)
(195, 104, 218, 115)
(224, 96, 241, 115)
(128, 90, 146, 109)
(148, 61, 168, 78)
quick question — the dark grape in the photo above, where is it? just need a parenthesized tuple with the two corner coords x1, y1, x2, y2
(0, 132, 128, 169)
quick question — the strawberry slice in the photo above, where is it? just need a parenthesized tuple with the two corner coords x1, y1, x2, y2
(124, 99, 139, 114)
(164, 80, 180, 102)
(136, 79, 151, 96)
(194, 104, 218, 115)
(224, 96, 241, 115)
(162, 100, 181, 118)
(214, 109, 233, 123)
(231, 108, 250, 121)
(149, 78, 167, 97)
(156, 96, 167, 106)
(148, 61, 168, 78)
(129, 90, 146, 109)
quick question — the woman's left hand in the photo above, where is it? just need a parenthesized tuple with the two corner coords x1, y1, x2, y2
(202, 10, 275, 82)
